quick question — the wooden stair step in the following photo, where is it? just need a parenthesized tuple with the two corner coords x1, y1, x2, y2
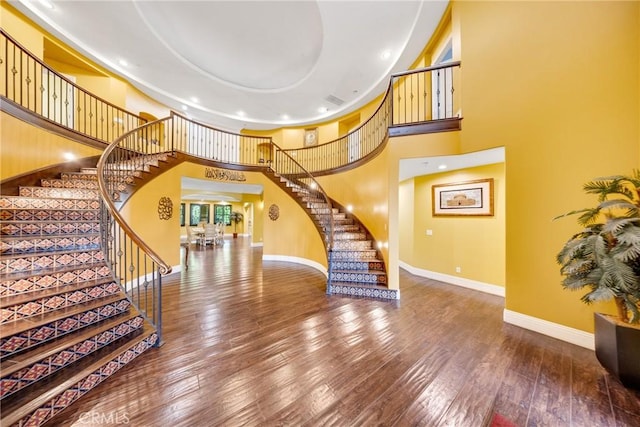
(0, 196, 101, 211)
(329, 270, 387, 284)
(0, 209, 100, 223)
(0, 313, 144, 400)
(0, 233, 100, 256)
(0, 262, 112, 296)
(0, 294, 129, 341)
(18, 187, 100, 200)
(0, 326, 157, 427)
(40, 178, 99, 190)
(0, 277, 116, 309)
(0, 221, 100, 237)
(327, 282, 397, 300)
(0, 248, 105, 274)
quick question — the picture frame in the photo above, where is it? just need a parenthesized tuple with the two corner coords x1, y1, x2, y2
(304, 128, 318, 147)
(432, 178, 494, 216)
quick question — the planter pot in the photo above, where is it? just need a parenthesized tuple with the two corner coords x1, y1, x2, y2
(594, 313, 640, 389)
(233, 233, 238, 239)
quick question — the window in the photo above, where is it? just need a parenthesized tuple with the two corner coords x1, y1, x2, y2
(189, 203, 210, 226)
(214, 204, 232, 226)
(180, 203, 185, 227)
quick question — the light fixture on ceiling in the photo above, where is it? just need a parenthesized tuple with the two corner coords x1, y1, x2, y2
(118, 59, 128, 67)
(237, 111, 245, 117)
(318, 107, 328, 113)
(380, 50, 391, 60)
(438, 164, 447, 170)
(181, 105, 188, 111)
(281, 114, 289, 120)
(190, 97, 199, 103)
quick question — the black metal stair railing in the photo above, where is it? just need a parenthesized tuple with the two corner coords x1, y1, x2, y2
(97, 117, 175, 346)
(0, 29, 147, 142)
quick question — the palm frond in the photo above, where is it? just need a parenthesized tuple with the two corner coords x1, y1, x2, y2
(602, 217, 640, 235)
(597, 199, 638, 214)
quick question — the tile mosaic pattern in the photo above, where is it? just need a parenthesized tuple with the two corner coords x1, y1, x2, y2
(40, 179, 99, 189)
(0, 196, 100, 211)
(19, 187, 100, 200)
(0, 208, 100, 222)
(0, 221, 100, 237)
(0, 316, 144, 399)
(281, 178, 390, 298)
(327, 283, 398, 300)
(330, 249, 379, 261)
(1, 281, 121, 323)
(0, 265, 112, 296)
(0, 249, 105, 274)
(0, 299, 131, 358)
(330, 270, 387, 284)
(15, 333, 157, 427)
(333, 240, 373, 250)
(0, 234, 100, 255)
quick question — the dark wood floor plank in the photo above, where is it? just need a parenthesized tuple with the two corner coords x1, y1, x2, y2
(44, 238, 640, 427)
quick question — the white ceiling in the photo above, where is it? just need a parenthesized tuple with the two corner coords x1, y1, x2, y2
(399, 147, 505, 182)
(11, 0, 449, 132)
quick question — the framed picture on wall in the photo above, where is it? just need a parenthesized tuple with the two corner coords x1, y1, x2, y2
(432, 178, 494, 216)
(304, 128, 318, 147)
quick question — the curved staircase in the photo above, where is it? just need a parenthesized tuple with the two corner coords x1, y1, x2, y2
(267, 172, 398, 300)
(0, 167, 158, 426)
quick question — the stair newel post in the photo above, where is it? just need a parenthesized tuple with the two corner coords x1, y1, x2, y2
(327, 248, 334, 294)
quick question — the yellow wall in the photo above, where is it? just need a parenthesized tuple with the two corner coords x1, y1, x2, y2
(450, 1, 639, 331)
(317, 147, 391, 270)
(0, 3, 43, 57)
(124, 162, 327, 269)
(0, 111, 103, 180)
(404, 163, 505, 287)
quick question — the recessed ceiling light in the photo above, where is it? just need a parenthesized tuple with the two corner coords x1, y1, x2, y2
(181, 105, 188, 111)
(190, 97, 199, 103)
(118, 59, 128, 67)
(438, 164, 447, 170)
(39, 0, 54, 9)
(318, 107, 328, 113)
(380, 50, 391, 60)
(237, 111, 245, 117)
(281, 114, 289, 120)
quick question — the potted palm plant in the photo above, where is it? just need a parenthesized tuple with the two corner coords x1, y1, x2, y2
(555, 171, 640, 389)
(230, 211, 243, 238)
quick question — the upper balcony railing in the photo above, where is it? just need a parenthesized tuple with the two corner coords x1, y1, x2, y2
(281, 61, 461, 174)
(1, 29, 146, 143)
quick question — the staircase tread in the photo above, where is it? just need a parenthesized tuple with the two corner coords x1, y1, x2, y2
(0, 247, 103, 262)
(329, 281, 389, 289)
(0, 294, 127, 339)
(0, 277, 117, 309)
(0, 261, 108, 282)
(0, 325, 155, 427)
(331, 269, 386, 274)
(0, 311, 141, 378)
(1, 232, 100, 241)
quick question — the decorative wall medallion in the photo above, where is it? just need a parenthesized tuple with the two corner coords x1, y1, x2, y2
(158, 197, 173, 220)
(204, 168, 246, 182)
(268, 204, 279, 221)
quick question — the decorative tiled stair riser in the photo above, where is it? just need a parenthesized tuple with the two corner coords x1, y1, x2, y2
(1, 316, 145, 399)
(1, 281, 122, 323)
(0, 265, 112, 296)
(0, 299, 131, 358)
(278, 176, 394, 300)
(1, 163, 160, 426)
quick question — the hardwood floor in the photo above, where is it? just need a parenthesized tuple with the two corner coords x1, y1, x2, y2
(47, 237, 640, 426)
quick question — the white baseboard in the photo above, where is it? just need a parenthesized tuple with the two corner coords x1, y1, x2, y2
(503, 309, 594, 350)
(263, 254, 328, 277)
(251, 242, 264, 247)
(399, 261, 505, 297)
